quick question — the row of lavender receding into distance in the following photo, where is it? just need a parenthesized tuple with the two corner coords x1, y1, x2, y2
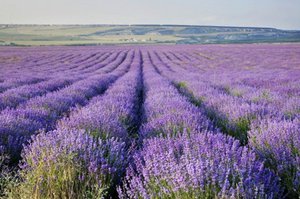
(0, 44, 299, 198)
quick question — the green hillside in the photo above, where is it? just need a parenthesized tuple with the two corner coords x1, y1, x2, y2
(1, 24, 300, 45)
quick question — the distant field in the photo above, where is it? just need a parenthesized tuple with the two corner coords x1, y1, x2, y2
(0, 24, 300, 45)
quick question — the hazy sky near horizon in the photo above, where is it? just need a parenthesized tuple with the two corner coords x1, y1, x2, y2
(0, 0, 300, 30)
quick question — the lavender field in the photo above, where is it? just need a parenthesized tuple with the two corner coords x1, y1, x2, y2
(0, 44, 299, 198)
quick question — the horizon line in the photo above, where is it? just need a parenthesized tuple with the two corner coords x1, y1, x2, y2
(1, 23, 300, 31)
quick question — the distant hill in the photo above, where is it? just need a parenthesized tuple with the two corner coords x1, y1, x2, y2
(0, 24, 300, 46)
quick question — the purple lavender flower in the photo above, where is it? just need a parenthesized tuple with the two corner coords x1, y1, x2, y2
(249, 119, 300, 197)
(20, 128, 127, 198)
(119, 133, 281, 199)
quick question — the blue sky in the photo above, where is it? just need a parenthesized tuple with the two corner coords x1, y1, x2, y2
(0, 0, 300, 29)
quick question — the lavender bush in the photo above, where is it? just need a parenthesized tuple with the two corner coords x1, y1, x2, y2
(11, 128, 127, 199)
(249, 119, 300, 197)
(119, 133, 281, 199)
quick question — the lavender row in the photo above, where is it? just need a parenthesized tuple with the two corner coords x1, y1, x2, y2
(151, 47, 300, 197)
(167, 49, 300, 114)
(13, 50, 142, 198)
(0, 44, 299, 198)
(153, 50, 300, 196)
(161, 47, 300, 98)
(163, 51, 299, 121)
(0, 49, 115, 82)
(0, 78, 74, 111)
(15, 49, 216, 196)
(58, 50, 141, 142)
(211, 82, 300, 120)
(53, 51, 123, 79)
(0, 76, 46, 93)
(16, 51, 115, 80)
(0, 51, 127, 112)
(149, 51, 257, 144)
(0, 51, 109, 91)
(0, 50, 133, 160)
(40, 51, 115, 76)
(119, 50, 281, 198)
(119, 133, 281, 198)
(154, 50, 298, 140)
(138, 51, 214, 140)
(248, 119, 300, 197)
(18, 129, 127, 198)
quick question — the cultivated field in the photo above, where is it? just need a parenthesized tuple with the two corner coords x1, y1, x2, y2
(0, 44, 299, 198)
(1, 25, 300, 45)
